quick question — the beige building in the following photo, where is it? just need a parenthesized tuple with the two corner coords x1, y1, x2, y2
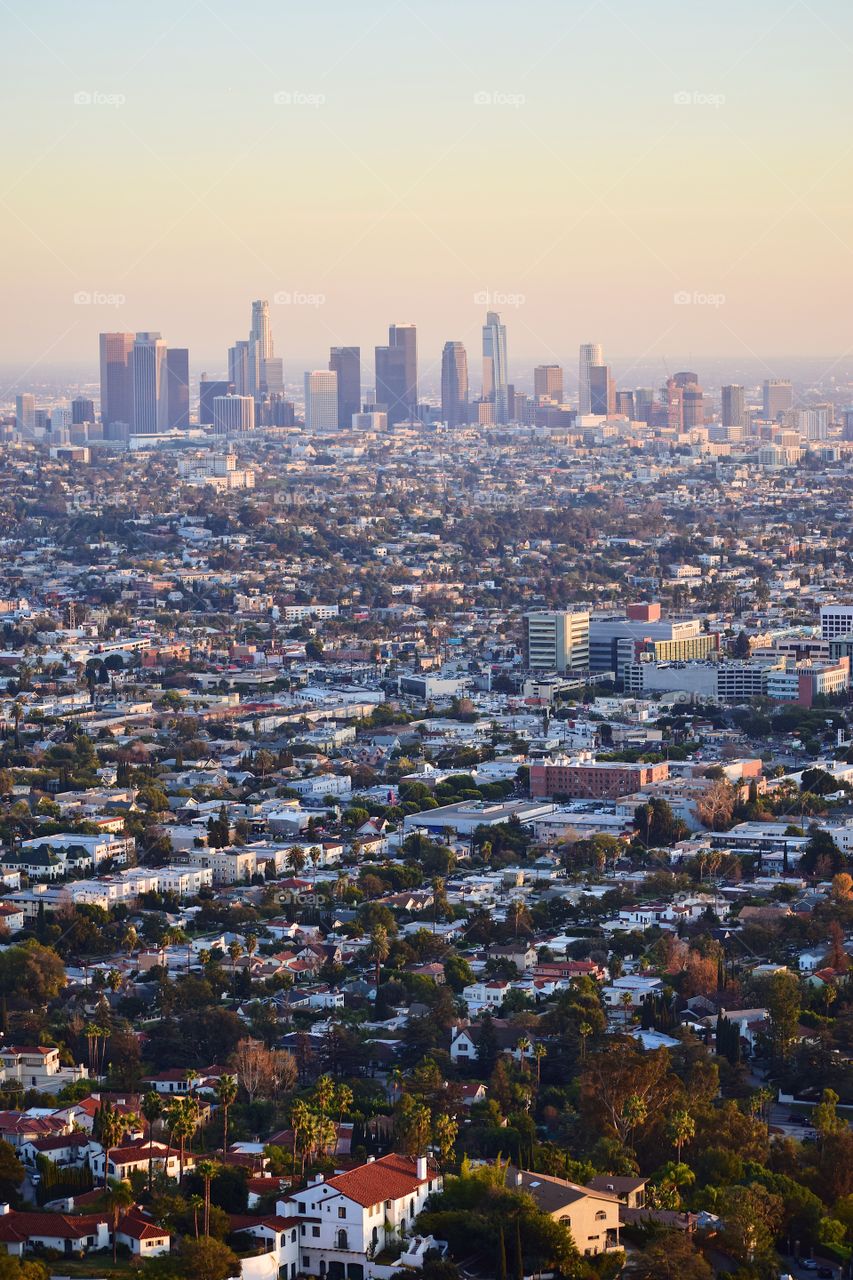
(510, 1168, 621, 1256)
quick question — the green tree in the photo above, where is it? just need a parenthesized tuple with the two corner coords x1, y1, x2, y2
(179, 1236, 240, 1280)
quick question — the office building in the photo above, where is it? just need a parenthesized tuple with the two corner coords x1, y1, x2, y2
(524, 610, 590, 674)
(199, 377, 233, 427)
(213, 394, 254, 435)
(71, 396, 95, 425)
(534, 364, 563, 403)
(615, 390, 635, 418)
(228, 340, 250, 397)
(441, 341, 469, 427)
(329, 346, 361, 429)
(589, 609, 716, 678)
(14, 394, 35, 434)
(164, 348, 189, 431)
(721, 384, 745, 429)
(681, 380, 704, 429)
(821, 605, 853, 640)
(248, 299, 272, 396)
(98, 332, 134, 428)
(304, 370, 339, 432)
(634, 387, 654, 423)
(588, 364, 614, 416)
(375, 323, 417, 426)
(131, 332, 168, 434)
(482, 311, 508, 423)
(763, 379, 793, 420)
(578, 343, 604, 414)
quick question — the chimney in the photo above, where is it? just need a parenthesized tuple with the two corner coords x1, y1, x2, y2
(416, 1156, 427, 1181)
(366, 1156, 375, 1164)
(312, 1173, 325, 1185)
(514, 1170, 523, 1188)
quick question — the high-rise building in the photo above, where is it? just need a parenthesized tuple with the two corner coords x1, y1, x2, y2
(165, 348, 190, 431)
(524, 610, 590, 674)
(634, 387, 654, 423)
(673, 371, 699, 389)
(682, 381, 704, 429)
(71, 396, 95, 425)
(482, 311, 508, 424)
(441, 341, 469, 427)
(721, 384, 745, 429)
(375, 324, 417, 426)
(842, 409, 853, 442)
(131, 332, 168, 434)
(763, 379, 793, 420)
(534, 364, 563, 403)
(588, 364, 615, 416)
(213, 394, 255, 434)
(329, 347, 361, 429)
(248, 299, 273, 396)
(199, 377, 234, 426)
(578, 343, 604, 414)
(14, 394, 35, 433)
(304, 370, 338, 432)
(228, 340, 250, 396)
(99, 332, 134, 428)
(615, 390, 635, 418)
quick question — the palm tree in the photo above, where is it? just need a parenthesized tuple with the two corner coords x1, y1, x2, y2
(290, 1098, 311, 1175)
(333, 873, 350, 901)
(516, 1036, 531, 1076)
(142, 1091, 162, 1192)
(620, 992, 634, 1028)
(287, 846, 307, 876)
(189, 1193, 204, 1240)
(335, 1083, 353, 1127)
(228, 939, 242, 990)
(532, 1042, 546, 1089)
(668, 1109, 695, 1164)
(245, 934, 258, 988)
(99, 1105, 125, 1192)
(216, 1074, 237, 1156)
(579, 1022, 593, 1062)
(100, 1178, 134, 1262)
(366, 925, 390, 1005)
(196, 1159, 218, 1236)
(167, 1097, 194, 1185)
(121, 925, 138, 957)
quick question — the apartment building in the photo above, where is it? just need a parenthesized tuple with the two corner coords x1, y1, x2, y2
(529, 758, 669, 800)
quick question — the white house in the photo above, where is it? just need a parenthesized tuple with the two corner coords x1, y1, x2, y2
(280, 1153, 442, 1277)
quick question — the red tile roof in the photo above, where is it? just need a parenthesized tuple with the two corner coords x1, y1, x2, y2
(324, 1154, 438, 1207)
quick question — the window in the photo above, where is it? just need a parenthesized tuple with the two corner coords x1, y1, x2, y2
(312, 1226, 320, 1238)
(337, 1229, 348, 1250)
(338, 1208, 346, 1219)
(595, 1211, 607, 1221)
(298, 1204, 306, 1214)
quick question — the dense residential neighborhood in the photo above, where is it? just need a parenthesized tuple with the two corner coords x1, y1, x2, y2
(0, 388, 853, 1280)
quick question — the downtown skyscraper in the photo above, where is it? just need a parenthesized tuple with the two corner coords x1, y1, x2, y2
(482, 311, 508, 424)
(578, 342, 604, 415)
(375, 323, 417, 427)
(230, 301, 282, 398)
(131, 332, 168, 434)
(329, 346, 361, 429)
(99, 332, 135, 430)
(441, 341, 469, 427)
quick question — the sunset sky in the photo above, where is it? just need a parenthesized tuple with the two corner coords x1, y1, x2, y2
(3, 0, 853, 375)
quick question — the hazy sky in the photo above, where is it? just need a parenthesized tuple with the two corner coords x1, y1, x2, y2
(3, 0, 853, 382)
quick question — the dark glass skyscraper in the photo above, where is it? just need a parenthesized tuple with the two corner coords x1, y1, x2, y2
(199, 376, 233, 426)
(441, 341, 468, 427)
(329, 346, 361, 428)
(165, 348, 190, 430)
(98, 332, 134, 428)
(375, 323, 417, 426)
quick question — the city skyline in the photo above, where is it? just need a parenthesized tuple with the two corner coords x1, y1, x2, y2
(2, 0, 853, 369)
